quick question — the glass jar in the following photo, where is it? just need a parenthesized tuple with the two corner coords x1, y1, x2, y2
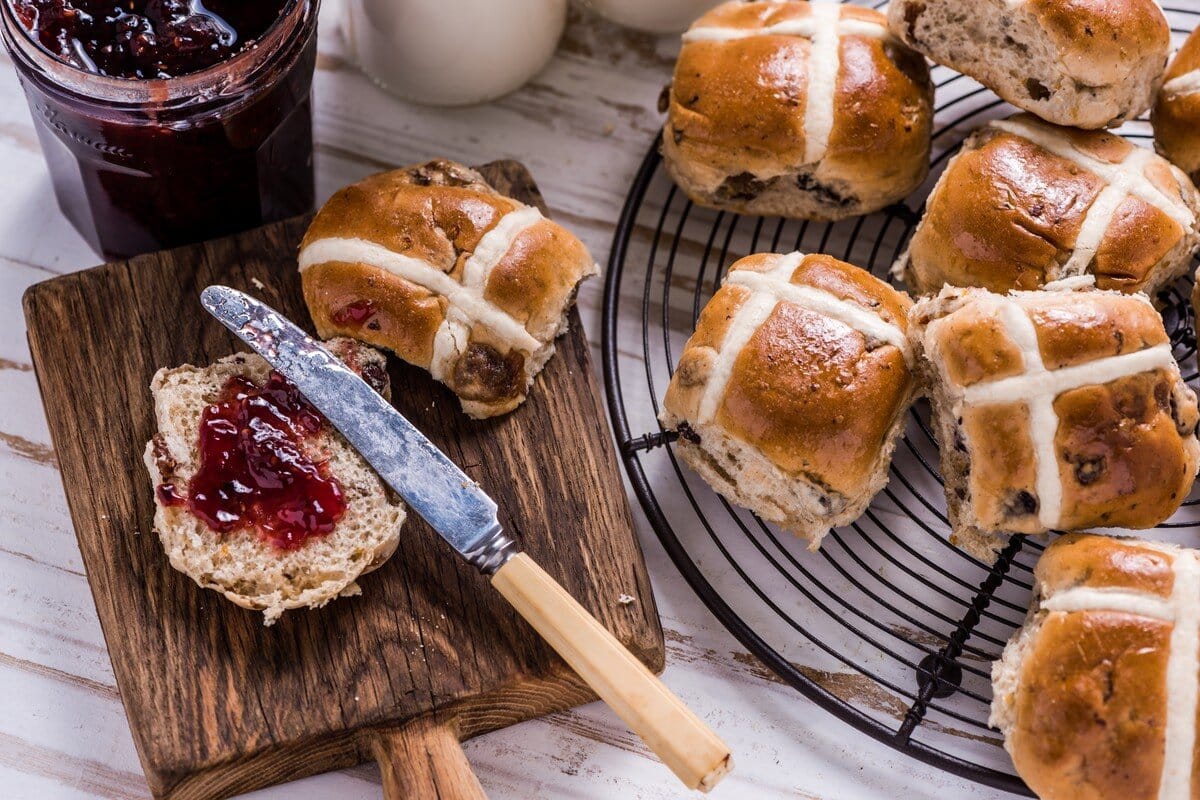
(0, 0, 320, 260)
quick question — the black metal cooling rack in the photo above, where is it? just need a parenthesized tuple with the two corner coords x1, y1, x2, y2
(600, 5, 1200, 795)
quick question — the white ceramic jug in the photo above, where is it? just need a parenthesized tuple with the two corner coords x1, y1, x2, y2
(343, 0, 567, 106)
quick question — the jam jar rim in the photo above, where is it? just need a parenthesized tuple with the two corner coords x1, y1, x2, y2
(0, 0, 315, 109)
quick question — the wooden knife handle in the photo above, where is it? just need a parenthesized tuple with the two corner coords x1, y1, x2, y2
(372, 718, 487, 800)
(491, 552, 733, 792)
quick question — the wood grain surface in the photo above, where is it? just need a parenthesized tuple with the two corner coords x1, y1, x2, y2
(372, 716, 486, 800)
(20, 161, 663, 800)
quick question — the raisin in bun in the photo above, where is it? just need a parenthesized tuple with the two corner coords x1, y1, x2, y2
(993, 533, 1200, 800)
(1154, 26, 1200, 185)
(911, 281, 1200, 560)
(889, 0, 1170, 129)
(660, 252, 915, 548)
(897, 114, 1200, 297)
(663, 1, 933, 221)
(299, 160, 598, 419)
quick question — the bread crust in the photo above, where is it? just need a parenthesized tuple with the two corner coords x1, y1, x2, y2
(899, 115, 1200, 297)
(888, 0, 1169, 129)
(991, 534, 1199, 800)
(1154, 27, 1200, 185)
(1037, 533, 1175, 599)
(1007, 609, 1171, 800)
(660, 252, 914, 547)
(911, 285, 1200, 558)
(300, 159, 597, 419)
(664, 1, 932, 220)
(143, 339, 406, 625)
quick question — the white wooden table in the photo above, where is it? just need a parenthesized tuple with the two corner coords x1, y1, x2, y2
(0, 2, 1010, 798)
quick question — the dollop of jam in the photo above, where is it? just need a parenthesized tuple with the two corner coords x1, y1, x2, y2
(11, 0, 287, 78)
(158, 370, 346, 550)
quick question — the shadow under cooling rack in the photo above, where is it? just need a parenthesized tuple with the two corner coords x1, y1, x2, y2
(600, 7, 1200, 794)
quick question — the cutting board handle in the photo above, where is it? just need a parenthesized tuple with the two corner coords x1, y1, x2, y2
(371, 717, 487, 800)
(492, 552, 732, 792)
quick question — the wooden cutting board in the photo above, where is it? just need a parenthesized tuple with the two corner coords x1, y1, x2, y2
(22, 161, 664, 800)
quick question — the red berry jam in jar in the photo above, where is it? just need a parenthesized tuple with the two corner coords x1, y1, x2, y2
(1, 0, 318, 259)
(159, 370, 347, 550)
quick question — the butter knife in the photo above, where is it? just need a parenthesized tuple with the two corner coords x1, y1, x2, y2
(200, 285, 732, 793)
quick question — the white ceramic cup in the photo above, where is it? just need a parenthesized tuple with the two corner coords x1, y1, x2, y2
(579, 0, 722, 34)
(343, 0, 567, 106)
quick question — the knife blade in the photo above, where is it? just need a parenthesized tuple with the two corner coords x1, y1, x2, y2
(199, 285, 518, 574)
(200, 285, 731, 792)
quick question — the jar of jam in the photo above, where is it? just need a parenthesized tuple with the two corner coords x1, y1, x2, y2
(0, 0, 319, 259)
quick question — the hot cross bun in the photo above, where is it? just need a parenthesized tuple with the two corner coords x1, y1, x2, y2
(993, 533, 1200, 800)
(888, 0, 1170, 129)
(897, 114, 1200, 298)
(660, 252, 915, 548)
(1154, 26, 1200, 187)
(662, 0, 933, 220)
(911, 283, 1200, 559)
(299, 160, 598, 419)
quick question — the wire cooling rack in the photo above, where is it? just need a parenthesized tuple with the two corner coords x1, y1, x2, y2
(600, 5, 1200, 794)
